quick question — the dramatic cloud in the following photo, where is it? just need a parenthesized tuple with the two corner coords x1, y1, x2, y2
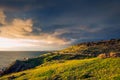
(0, 19, 33, 37)
(0, 11, 72, 50)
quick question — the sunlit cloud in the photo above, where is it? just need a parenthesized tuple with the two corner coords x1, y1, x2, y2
(0, 19, 33, 38)
(0, 10, 72, 51)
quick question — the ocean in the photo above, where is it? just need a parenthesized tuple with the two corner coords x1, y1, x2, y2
(0, 51, 48, 68)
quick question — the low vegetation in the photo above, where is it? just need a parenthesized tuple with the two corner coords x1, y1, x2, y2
(98, 52, 120, 58)
(0, 58, 120, 80)
(1, 53, 93, 76)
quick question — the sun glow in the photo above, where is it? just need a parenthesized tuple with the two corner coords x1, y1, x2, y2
(0, 37, 37, 50)
(0, 37, 22, 48)
(0, 37, 67, 51)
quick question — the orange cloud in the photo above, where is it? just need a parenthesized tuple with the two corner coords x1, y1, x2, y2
(0, 18, 33, 38)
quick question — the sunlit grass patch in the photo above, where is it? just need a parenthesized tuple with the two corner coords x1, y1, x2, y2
(0, 58, 120, 80)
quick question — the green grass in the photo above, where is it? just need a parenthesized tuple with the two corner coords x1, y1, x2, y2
(0, 58, 120, 80)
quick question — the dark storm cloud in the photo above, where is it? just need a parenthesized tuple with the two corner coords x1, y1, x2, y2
(0, 0, 49, 11)
(0, 0, 120, 44)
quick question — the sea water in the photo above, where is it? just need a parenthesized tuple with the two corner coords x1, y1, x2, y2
(0, 51, 47, 68)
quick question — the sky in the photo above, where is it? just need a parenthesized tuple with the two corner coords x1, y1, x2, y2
(0, 0, 120, 51)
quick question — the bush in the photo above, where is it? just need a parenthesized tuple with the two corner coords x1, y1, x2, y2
(98, 52, 120, 58)
(98, 53, 107, 58)
(109, 52, 120, 58)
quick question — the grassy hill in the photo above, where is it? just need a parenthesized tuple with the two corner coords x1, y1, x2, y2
(1, 53, 93, 76)
(0, 58, 120, 80)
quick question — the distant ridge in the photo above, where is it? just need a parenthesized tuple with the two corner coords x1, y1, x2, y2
(58, 38, 120, 56)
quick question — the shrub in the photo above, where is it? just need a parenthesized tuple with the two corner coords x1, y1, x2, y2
(98, 53, 107, 58)
(109, 52, 120, 58)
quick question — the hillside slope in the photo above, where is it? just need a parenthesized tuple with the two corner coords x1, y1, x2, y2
(58, 39, 120, 56)
(0, 58, 120, 80)
(1, 53, 93, 76)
